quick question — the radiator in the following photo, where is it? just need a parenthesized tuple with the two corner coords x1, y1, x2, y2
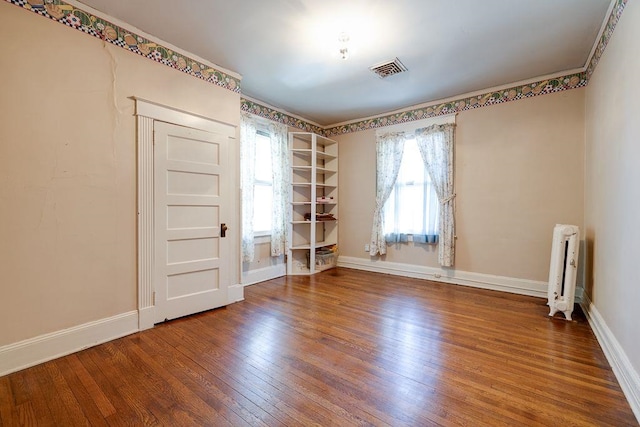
(547, 224, 580, 320)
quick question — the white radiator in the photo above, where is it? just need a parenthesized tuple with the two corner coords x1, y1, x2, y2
(547, 224, 580, 320)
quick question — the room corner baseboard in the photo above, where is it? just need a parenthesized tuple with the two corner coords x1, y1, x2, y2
(241, 263, 286, 287)
(337, 256, 547, 298)
(580, 295, 640, 422)
(0, 311, 139, 377)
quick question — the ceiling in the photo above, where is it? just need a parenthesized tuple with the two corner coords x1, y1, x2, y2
(77, 0, 612, 126)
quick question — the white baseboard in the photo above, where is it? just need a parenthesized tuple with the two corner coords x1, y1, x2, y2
(0, 311, 139, 377)
(138, 306, 155, 331)
(241, 263, 286, 287)
(580, 295, 640, 422)
(228, 283, 245, 303)
(337, 256, 548, 298)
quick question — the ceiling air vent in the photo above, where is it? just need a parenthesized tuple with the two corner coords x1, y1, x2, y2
(369, 57, 408, 79)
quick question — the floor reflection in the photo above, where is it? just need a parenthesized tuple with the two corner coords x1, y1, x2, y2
(377, 297, 444, 410)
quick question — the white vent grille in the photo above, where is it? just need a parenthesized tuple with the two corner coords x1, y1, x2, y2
(369, 58, 408, 78)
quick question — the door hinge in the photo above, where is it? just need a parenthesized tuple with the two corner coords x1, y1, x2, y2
(153, 291, 156, 305)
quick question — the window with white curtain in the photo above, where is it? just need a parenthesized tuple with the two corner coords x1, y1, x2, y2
(383, 138, 439, 243)
(253, 131, 273, 235)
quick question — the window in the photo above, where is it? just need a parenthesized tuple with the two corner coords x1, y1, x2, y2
(383, 138, 439, 242)
(252, 131, 273, 235)
(241, 113, 288, 262)
(371, 119, 455, 262)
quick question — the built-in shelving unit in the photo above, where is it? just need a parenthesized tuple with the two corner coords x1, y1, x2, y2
(287, 132, 338, 275)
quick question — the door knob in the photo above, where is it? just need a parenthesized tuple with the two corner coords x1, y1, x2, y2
(220, 223, 228, 238)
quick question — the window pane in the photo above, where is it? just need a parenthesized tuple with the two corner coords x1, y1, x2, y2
(383, 138, 439, 237)
(253, 184, 272, 233)
(398, 141, 424, 184)
(397, 184, 424, 234)
(254, 133, 272, 182)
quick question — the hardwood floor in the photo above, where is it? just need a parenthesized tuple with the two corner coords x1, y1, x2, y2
(0, 268, 637, 426)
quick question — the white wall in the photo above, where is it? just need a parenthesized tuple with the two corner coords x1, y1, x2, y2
(585, 0, 640, 411)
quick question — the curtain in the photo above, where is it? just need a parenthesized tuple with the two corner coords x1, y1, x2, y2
(369, 132, 405, 256)
(240, 113, 257, 262)
(415, 123, 456, 267)
(269, 121, 289, 257)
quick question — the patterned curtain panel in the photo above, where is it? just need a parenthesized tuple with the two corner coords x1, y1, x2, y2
(269, 122, 290, 257)
(415, 123, 456, 267)
(240, 113, 257, 262)
(369, 132, 405, 256)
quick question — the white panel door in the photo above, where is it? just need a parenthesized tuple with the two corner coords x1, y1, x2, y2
(154, 122, 229, 322)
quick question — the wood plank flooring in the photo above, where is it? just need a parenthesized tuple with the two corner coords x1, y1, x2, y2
(1, 268, 637, 426)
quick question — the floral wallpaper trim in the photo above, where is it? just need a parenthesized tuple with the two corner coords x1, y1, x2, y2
(7, 0, 626, 136)
(585, 0, 628, 80)
(5, 0, 241, 94)
(324, 0, 629, 137)
(324, 72, 587, 137)
(240, 99, 325, 135)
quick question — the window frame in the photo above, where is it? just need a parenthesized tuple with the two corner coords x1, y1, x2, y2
(252, 128, 273, 237)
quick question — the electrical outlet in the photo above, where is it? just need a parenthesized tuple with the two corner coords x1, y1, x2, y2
(364, 244, 370, 252)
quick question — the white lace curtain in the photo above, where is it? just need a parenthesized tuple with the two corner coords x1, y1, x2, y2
(268, 121, 289, 257)
(240, 113, 289, 262)
(369, 132, 405, 256)
(240, 113, 257, 262)
(415, 123, 456, 267)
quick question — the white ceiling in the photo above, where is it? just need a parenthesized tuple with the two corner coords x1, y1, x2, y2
(77, 0, 612, 126)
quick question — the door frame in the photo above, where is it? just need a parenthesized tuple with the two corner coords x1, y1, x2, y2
(134, 98, 241, 331)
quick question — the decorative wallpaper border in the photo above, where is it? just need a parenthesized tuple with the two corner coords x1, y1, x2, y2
(4, 0, 241, 93)
(240, 98, 325, 135)
(324, 0, 629, 136)
(324, 72, 587, 136)
(6, 0, 629, 135)
(586, 0, 628, 80)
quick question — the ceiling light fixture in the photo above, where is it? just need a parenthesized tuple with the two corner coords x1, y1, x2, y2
(338, 32, 350, 60)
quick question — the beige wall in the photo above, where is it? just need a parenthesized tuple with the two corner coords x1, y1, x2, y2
(242, 238, 284, 275)
(0, 3, 240, 346)
(585, 1, 640, 377)
(336, 89, 585, 282)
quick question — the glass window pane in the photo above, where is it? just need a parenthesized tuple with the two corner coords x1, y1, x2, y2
(383, 138, 439, 236)
(254, 134, 272, 182)
(253, 183, 272, 233)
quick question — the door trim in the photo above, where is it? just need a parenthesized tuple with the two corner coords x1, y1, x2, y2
(134, 97, 238, 331)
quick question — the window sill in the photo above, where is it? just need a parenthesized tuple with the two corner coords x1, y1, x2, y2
(385, 234, 439, 245)
(253, 233, 271, 244)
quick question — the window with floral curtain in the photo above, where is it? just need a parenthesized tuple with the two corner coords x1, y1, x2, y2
(240, 113, 289, 262)
(253, 131, 273, 235)
(369, 132, 405, 256)
(415, 123, 456, 267)
(240, 113, 257, 262)
(384, 137, 439, 245)
(370, 119, 456, 266)
(268, 121, 289, 257)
